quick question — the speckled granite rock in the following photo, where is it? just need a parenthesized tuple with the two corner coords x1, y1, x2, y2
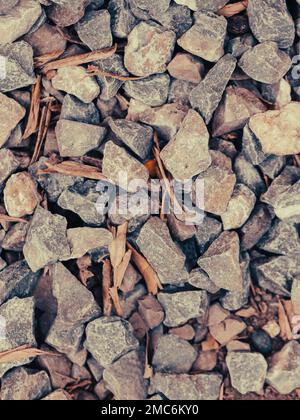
(124, 74, 170, 107)
(75, 10, 113, 51)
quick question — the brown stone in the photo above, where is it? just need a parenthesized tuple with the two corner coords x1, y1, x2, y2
(0, 92, 25, 148)
(210, 318, 246, 345)
(167, 53, 204, 84)
(4, 172, 39, 218)
(138, 294, 165, 330)
(192, 351, 217, 372)
(169, 325, 195, 341)
(24, 23, 67, 56)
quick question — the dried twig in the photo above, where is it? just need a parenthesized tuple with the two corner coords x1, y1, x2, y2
(42, 45, 117, 73)
(102, 259, 113, 317)
(38, 161, 108, 181)
(22, 76, 42, 140)
(86, 65, 144, 81)
(30, 99, 53, 165)
(218, 0, 248, 17)
(278, 299, 293, 341)
(0, 215, 28, 224)
(0, 345, 60, 364)
(34, 50, 65, 69)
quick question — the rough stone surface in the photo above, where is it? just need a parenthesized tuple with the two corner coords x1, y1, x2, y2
(258, 220, 300, 257)
(227, 352, 268, 395)
(136, 217, 188, 285)
(188, 269, 219, 294)
(0, 0, 19, 15)
(167, 52, 204, 84)
(234, 154, 266, 196)
(76, 10, 113, 51)
(24, 23, 67, 56)
(0, 149, 19, 188)
(195, 216, 222, 255)
(241, 205, 274, 251)
(0, 92, 25, 148)
(108, 0, 137, 39)
(42, 390, 72, 401)
(138, 294, 165, 330)
(292, 278, 300, 315)
(66, 228, 112, 260)
(23, 206, 70, 272)
(158, 291, 208, 327)
(239, 42, 292, 85)
(210, 318, 246, 345)
(4, 172, 39, 218)
(60, 94, 100, 125)
(160, 110, 211, 180)
(189, 54, 237, 124)
(85, 317, 139, 368)
(273, 180, 300, 223)
(124, 74, 170, 107)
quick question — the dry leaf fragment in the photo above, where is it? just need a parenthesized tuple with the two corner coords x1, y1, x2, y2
(86, 65, 144, 81)
(109, 286, 123, 317)
(102, 259, 113, 317)
(0, 215, 28, 224)
(218, 0, 248, 17)
(109, 222, 128, 271)
(144, 333, 153, 379)
(23, 76, 41, 140)
(114, 250, 132, 289)
(38, 161, 108, 181)
(278, 299, 293, 341)
(0, 345, 60, 364)
(34, 50, 65, 69)
(77, 255, 94, 287)
(127, 243, 162, 295)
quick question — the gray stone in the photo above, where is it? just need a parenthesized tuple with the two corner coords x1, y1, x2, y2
(76, 10, 113, 51)
(66, 227, 112, 260)
(102, 141, 149, 193)
(198, 232, 243, 293)
(47, 0, 92, 27)
(85, 317, 139, 368)
(120, 284, 147, 320)
(239, 42, 292, 85)
(234, 154, 266, 196)
(0, 92, 25, 148)
(195, 216, 222, 255)
(247, 0, 295, 49)
(168, 79, 197, 106)
(242, 124, 267, 166)
(259, 156, 286, 180)
(137, 217, 188, 285)
(129, 0, 171, 19)
(227, 352, 268, 395)
(153, 334, 198, 374)
(108, 0, 137, 39)
(0, 297, 36, 378)
(189, 54, 237, 124)
(151, 3, 192, 38)
(241, 205, 274, 251)
(58, 180, 106, 226)
(178, 12, 226, 62)
(0, 149, 19, 189)
(55, 119, 106, 158)
(160, 109, 211, 181)
(292, 278, 300, 315)
(0, 368, 51, 401)
(103, 351, 148, 400)
(158, 291, 208, 327)
(0, 260, 39, 306)
(0, 0, 42, 45)
(52, 66, 100, 104)
(221, 184, 256, 231)
(267, 341, 300, 395)
(94, 54, 128, 101)
(124, 21, 176, 77)
(188, 269, 220, 294)
(150, 372, 222, 400)
(258, 220, 300, 257)
(260, 79, 291, 110)
(0, 0, 19, 15)
(273, 180, 300, 223)
(227, 34, 257, 58)
(107, 118, 153, 160)
(23, 206, 70, 272)
(166, 212, 196, 242)
(252, 256, 299, 297)
(60, 94, 100, 125)
(124, 74, 170, 107)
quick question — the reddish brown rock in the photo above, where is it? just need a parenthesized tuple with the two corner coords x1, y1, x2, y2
(167, 53, 204, 84)
(138, 294, 165, 330)
(24, 23, 67, 56)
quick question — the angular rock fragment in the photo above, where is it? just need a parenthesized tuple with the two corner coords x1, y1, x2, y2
(195, 216, 222, 255)
(60, 94, 100, 125)
(47, 0, 90, 27)
(247, 0, 295, 49)
(76, 10, 113, 51)
(0, 149, 19, 188)
(273, 180, 300, 223)
(124, 21, 176, 77)
(234, 154, 266, 197)
(267, 341, 300, 395)
(153, 335, 197, 374)
(158, 291, 208, 327)
(0, 92, 25, 148)
(4, 172, 39, 218)
(138, 294, 165, 330)
(150, 373, 222, 400)
(227, 352, 268, 395)
(137, 217, 188, 285)
(1, 367, 51, 401)
(260, 79, 291, 110)
(242, 124, 267, 166)
(0, 0, 19, 15)
(259, 156, 286, 181)
(108, 0, 137, 39)
(66, 228, 112, 260)
(52, 66, 100, 103)
(55, 119, 106, 158)
(198, 232, 243, 293)
(103, 350, 148, 400)
(0, 259, 39, 306)
(221, 184, 256, 231)
(24, 23, 67, 56)
(188, 269, 219, 294)
(189, 54, 237, 124)
(151, 3, 192, 38)
(107, 118, 153, 160)
(210, 318, 246, 345)
(23, 206, 70, 272)
(102, 141, 149, 193)
(167, 52, 204, 84)
(175, 0, 228, 11)
(178, 12, 226, 62)
(239, 42, 292, 85)
(258, 220, 300, 257)
(85, 317, 139, 368)
(160, 110, 211, 180)
(167, 212, 196, 242)
(227, 34, 257, 58)
(124, 74, 170, 107)
(241, 205, 273, 251)
(0, 297, 36, 378)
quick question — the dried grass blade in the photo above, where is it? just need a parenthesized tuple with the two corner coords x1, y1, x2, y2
(114, 250, 132, 289)
(86, 65, 144, 81)
(23, 76, 41, 140)
(0, 215, 28, 224)
(278, 299, 293, 341)
(109, 286, 123, 317)
(109, 222, 128, 270)
(38, 161, 108, 181)
(218, 0, 248, 17)
(34, 50, 65, 69)
(0, 345, 60, 364)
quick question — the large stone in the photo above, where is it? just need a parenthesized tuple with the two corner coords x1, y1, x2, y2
(124, 21, 176, 77)
(198, 232, 243, 293)
(55, 119, 106, 158)
(150, 373, 222, 400)
(221, 184, 256, 231)
(247, 0, 295, 49)
(241, 204, 274, 251)
(24, 23, 67, 56)
(234, 154, 266, 196)
(94, 54, 128, 101)
(1, 221, 30, 252)
(151, 3, 192, 38)
(0, 260, 39, 306)
(189, 54, 237, 124)
(267, 341, 300, 395)
(66, 228, 112, 260)
(212, 86, 267, 137)
(0, 297, 36, 378)
(0, 149, 19, 188)
(23, 206, 70, 272)
(4, 172, 39, 218)
(138, 294, 165, 330)
(160, 110, 211, 181)
(239, 42, 292, 85)
(102, 141, 149, 193)
(258, 220, 300, 257)
(47, 0, 91, 27)
(136, 217, 188, 285)
(85, 317, 139, 368)
(153, 334, 197, 374)
(178, 12, 226, 62)
(75, 10, 113, 51)
(60, 94, 100, 125)
(103, 351, 148, 400)
(1, 367, 51, 401)
(0, 92, 25, 148)
(0, 0, 42, 45)
(249, 103, 300, 156)
(194, 151, 236, 216)
(124, 74, 170, 107)
(158, 291, 208, 327)
(52, 66, 100, 104)
(195, 216, 222, 255)
(108, 0, 137, 39)
(227, 352, 268, 395)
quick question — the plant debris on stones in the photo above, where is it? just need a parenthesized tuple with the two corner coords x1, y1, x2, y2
(0, 0, 299, 402)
